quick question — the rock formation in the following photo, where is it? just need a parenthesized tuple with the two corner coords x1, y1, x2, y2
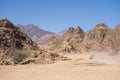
(45, 23, 120, 54)
(0, 18, 37, 51)
(0, 18, 67, 65)
(0, 18, 38, 65)
(82, 23, 116, 52)
(43, 26, 85, 53)
(59, 26, 85, 53)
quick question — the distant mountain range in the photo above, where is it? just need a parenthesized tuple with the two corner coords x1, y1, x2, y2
(17, 24, 55, 44)
(0, 19, 120, 54)
(1, 18, 120, 65)
(0, 18, 63, 65)
(17, 23, 120, 55)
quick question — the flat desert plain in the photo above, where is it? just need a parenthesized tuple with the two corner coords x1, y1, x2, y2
(0, 54, 120, 80)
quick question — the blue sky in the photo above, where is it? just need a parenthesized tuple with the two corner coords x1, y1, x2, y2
(0, 0, 120, 32)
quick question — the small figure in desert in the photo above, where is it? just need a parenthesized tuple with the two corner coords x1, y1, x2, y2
(89, 54, 95, 60)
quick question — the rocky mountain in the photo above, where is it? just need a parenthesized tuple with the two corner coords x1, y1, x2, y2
(58, 26, 85, 53)
(81, 23, 116, 52)
(0, 18, 37, 51)
(0, 18, 38, 64)
(17, 24, 55, 44)
(0, 18, 66, 65)
(42, 26, 85, 53)
(44, 23, 120, 54)
(0, 18, 120, 65)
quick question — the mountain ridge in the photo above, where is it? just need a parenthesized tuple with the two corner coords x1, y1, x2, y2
(43, 23, 120, 55)
(17, 24, 55, 44)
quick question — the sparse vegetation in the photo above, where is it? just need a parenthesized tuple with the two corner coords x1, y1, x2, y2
(10, 48, 28, 62)
(12, 51, 28, 62)
(48, 53, 60, 59)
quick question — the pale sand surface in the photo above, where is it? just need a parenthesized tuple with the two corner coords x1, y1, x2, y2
(0, 54, 120, 80)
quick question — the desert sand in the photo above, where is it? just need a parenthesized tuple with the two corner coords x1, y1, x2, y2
(0, 54, 120, 80)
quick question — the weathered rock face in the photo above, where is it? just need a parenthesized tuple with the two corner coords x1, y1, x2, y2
(63, 26, 85, 43)
(0, 19, 67, 65)
(60, 26, 85, 52)
(45, 23, 120, 54)
(110, 24, 120, 55)
(114, 24, 120, 48)
(43, 26, 85, 53)
(0, 18, 39, 65)
(45, 35, 58, 51)
(0, 18, 37, 52)
(82, 23, 116, 52)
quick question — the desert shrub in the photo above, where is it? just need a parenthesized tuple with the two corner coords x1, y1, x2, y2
(38, 53, 59, 59)
(49, 53, 60, 58)
(12, 52, 28, 62)
(10, 48, 28, 62)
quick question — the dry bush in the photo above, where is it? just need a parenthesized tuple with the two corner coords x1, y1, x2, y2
(12, 52, 28, 62)
(10, 48, 28, 62)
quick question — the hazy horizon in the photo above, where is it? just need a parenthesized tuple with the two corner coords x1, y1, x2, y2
(0, 0, 120, 32)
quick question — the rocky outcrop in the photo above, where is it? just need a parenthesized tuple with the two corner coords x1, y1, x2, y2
(114, 24, 120, 48)
(0, 18, 38, 64)
(45, 23, 120, 54)
(82, 23, 116, 52)
(63, 26, 85, 43)
(43, 26, 85, 53)
(110, 24, 120, 55)
(59, 26, 85, 53)
(0, 18, 37, 51)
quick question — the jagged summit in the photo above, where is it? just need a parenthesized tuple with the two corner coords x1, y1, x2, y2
(95, 23, 108, 29)
(67, 27, 74, 33)
(66, 26, 84, 34)
(115, 24, 120, 30)
(0, 18, 15, 28)
(68, 27, 74, 31)
(0, 18, 37, 51)
(75, 26, 84, 33)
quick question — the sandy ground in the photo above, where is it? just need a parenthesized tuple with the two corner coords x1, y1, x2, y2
(0, 54, 120, 80)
